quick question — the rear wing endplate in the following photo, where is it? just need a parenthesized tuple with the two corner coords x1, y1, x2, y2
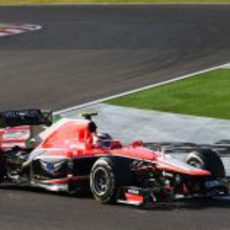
(0, 109, 53, 128)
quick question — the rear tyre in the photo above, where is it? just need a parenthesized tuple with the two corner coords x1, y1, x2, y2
(90, 157, 132, 204)
(0, 154, 6, 182)
(186, 149, 225, 178)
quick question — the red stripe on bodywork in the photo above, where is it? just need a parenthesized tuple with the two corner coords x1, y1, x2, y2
(125, 193, 144, 204)
(2, 139, 27, 143)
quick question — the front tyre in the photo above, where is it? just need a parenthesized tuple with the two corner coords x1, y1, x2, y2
(186, 149, 225, 178)
(90, 157, 132, 204)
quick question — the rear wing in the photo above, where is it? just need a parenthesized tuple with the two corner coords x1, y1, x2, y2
(0, 109, 53, 128)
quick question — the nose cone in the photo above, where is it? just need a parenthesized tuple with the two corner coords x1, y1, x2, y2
(156, 156, 212, 176)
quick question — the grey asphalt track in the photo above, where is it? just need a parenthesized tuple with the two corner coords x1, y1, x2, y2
(0, 4, 230, 230)
(0, 5, 230, 111)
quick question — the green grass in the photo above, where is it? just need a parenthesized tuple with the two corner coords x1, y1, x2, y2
(107, 69, 230, 120)
(0, 0, 230, 5)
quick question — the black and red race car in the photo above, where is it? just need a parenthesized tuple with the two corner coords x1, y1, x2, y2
(0, 109, 228, 207)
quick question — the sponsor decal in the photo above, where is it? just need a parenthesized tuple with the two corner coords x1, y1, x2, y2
(204, 180, 221, 189)
(40, 160, 64, 176)
(3, 129, 30, 140)
(127, 188, 140, 195)
(0, 23, 42, 38)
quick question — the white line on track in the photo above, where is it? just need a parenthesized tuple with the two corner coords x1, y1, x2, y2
(55, 62, 230, 115)
(223, 63, 230, 69)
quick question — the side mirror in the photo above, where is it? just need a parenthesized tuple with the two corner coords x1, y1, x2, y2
(132, 140, 144, 148)
(111, 141, 122, 149)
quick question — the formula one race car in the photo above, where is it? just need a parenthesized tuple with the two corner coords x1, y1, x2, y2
(0, 109, 228, 207)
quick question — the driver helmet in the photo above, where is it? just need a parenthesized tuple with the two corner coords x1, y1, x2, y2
(95, 133, 113, 148)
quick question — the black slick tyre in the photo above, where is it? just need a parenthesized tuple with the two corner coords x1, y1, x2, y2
(0, 154, 6, 182)
(186, 149, 225, 178)
(90, 157, 132, 204)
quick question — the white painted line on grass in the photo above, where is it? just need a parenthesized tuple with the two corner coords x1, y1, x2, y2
(55, 61, 230, 115)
